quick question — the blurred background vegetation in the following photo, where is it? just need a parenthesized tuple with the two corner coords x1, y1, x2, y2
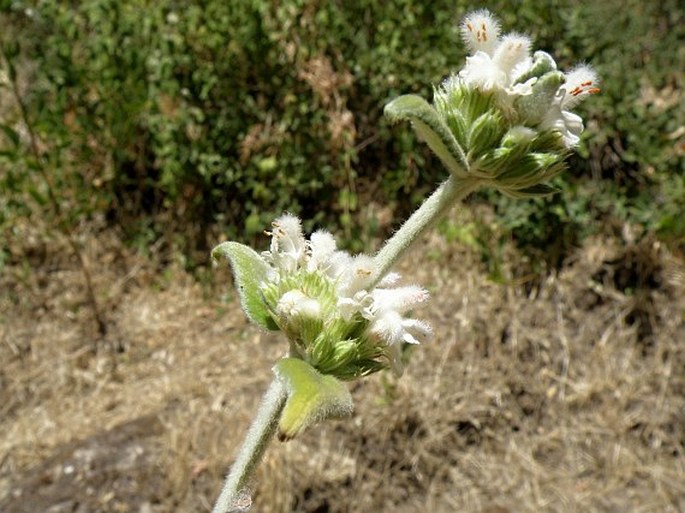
(1, 0, 683, 275)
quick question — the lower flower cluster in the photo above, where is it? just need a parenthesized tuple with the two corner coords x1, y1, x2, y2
(259, 214, 432, 379)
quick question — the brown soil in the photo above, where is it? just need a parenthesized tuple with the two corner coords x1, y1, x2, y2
(1, 220, 684, 513)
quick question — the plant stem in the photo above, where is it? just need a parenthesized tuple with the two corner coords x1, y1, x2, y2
(212, 378, 287, 513)
(371, 175, 481, 285)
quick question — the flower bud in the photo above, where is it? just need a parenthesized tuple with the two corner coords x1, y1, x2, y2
(513, 50, 557, 85)
(467, 111, 506, 159)
(515, 71, 566, 125)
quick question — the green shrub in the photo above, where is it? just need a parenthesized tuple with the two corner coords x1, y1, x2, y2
(1, 0, 683, 268)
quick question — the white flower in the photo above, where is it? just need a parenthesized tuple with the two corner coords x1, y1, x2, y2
(367, 286, 432, 374)
(460, 9, 501, 55)
(276, 290, 321, 321)
(260, 214, 433, 378)
(459, 51, 508, 91)
(263, 214, 307, 273)
(458, 17, 533, 99)
(562, 65, 600, 109)
(307, 230, 337, 273)
(336, 254, 376, 297)
(540, 97, 585, 147)
(540, 65, 599, 147)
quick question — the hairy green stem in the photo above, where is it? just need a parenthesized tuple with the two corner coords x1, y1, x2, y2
(212, 378, 287, 513)
(371, 176, 481, 286)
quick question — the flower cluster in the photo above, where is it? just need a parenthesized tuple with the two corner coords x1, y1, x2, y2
(383, 9, 601, 198)
(456, 9, 599, 148)
(259, 214, 432, 379)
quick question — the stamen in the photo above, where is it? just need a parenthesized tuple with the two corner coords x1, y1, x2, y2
(570, 83, 600, 96)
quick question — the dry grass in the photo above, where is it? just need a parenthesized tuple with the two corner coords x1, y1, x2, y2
(1, 220, 684, 512)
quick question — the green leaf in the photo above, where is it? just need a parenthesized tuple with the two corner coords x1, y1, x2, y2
(273, 358, 354, 440)
(385, 94, 469, 178)
(212, 241, 278, 330)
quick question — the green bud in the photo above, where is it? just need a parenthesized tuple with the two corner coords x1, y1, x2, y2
(501, 125, 537, 148)
(468, 111, 506, 159)
(471, 147, 512, 178)
(441, 107, 469, 153)
(514, 51, 557, 85)
(529, 129, 567, 153)
(515, 71, 565, 125)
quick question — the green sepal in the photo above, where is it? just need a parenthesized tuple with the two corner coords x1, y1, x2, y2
(384, 94, 469, 178)
(500, 183, 560, 198)
(495, 152, 562, 187)
(273, 358, 354, 440)
(212, 241, 279, 330)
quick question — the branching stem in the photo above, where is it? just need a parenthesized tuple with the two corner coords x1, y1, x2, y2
(371, 175, 481, 285)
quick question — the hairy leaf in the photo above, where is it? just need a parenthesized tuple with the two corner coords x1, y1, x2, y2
(212, 241, 278, 330)
(385, 94, 470, 178)
(273, 358, 354, 440)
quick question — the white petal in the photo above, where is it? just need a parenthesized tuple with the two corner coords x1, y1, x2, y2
(400, 318, 433, 343)
(493, 34, 531, 76)
(337, 297, 361, 321)
(339, 254, 376, 295)
(277, 290, 320, 320)
(377, 272, 401, 287)
(541, 102, 584, 148)
(308, 230, 337, 272)
(459, 51, 508, 91)
(370, 310, 405, 346)
(371, 286, 430, 314)
(561, 65, 600, 109)
(460, 9, 500, 55)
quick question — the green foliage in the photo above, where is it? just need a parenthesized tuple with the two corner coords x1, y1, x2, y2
(1, 0, 683, 269)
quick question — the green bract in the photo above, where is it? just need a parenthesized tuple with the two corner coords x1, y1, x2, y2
(274, 358, 354, 441)
(211, 241, 279, 330)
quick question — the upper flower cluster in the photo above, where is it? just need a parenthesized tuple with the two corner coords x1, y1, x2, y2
(259, 214, 432, 378)
(455, 9, 599, 148)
